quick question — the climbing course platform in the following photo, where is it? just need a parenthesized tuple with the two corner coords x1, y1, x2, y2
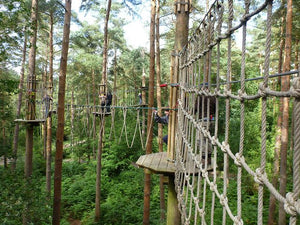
(14, 119, 45, 126)
(136, 152, 176, 175)
(136, 152, 213, 175)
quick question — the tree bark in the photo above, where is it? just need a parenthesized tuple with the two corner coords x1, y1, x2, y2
(168, 0, 190, 159)
(95, 0, 112, 221)
(52, 1, 72, 224)
(92, 69, 96, 158)
(46, 10, 54, 197)
(143, 1, 156, 224)
(25, 0, 38, 179)
(155, 0, 166, 221)
(142, 68, 146, 139)
(23, 3, 38, 224)
(11, 28, 27, 171)
(279, 0, 292, 224)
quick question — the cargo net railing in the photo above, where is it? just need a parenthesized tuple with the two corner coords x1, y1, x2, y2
(174, 0, 300, 224)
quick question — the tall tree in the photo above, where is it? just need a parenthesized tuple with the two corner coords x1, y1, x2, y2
(166, 0, 190, 224)
(46, 7, 54, 197)
(95, 0, 112, 221)
(23, 1, 38, 224)
(11, 28, 27, 171)
(52, 1, 72, 224)
(155, 0, 166, 221)
(143, 0, 156, 224)
(24, 0, 38, 179)
(279, 0, 293, 223)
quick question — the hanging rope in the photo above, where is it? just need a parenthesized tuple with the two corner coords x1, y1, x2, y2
(137, 108, 145, 150)
(129, 109, 140, 148)
(109, 106, 116, 140)
(118, 107, 129, 146)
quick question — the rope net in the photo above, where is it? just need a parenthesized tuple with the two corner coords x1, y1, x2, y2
(174, 0, 300, 224)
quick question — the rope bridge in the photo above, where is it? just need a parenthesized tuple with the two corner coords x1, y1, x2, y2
(174, 0, 300, 224)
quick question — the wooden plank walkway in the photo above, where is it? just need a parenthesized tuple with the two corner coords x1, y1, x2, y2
(14, 119, 45, 126)
(136, 152, 176, 175)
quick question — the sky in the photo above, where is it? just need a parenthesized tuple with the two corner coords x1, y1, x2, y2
(72, 1, 150, 49)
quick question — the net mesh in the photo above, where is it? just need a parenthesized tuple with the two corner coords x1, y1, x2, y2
(174, 0, 300, 224)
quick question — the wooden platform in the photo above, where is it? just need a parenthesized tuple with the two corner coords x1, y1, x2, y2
(136, 152, 214, 175)
(14, 119, 45, 126)
(136, 152, 176, 175)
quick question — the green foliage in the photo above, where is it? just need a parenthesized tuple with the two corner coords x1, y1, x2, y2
(61, 162, 96, 219)
(0, 0, 30, 63)
(0, 69, 19, 159)
(0, 168, 52, 225)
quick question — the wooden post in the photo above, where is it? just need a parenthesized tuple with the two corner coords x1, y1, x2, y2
(46, 9, 54, 196)
(142, 68, 146, 139)
(95, 0, 112, 221)
(25, 0, 38, 180)
(92, 69, 96, 158)
(167, 175, 181, 225)
(52, 1, 72, 224)
(167, 0, 190, 224)
(167, 53, 175, 160)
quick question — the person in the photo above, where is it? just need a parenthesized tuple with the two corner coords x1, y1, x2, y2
(42, 94, 53, 118)
(153, 109, 169, 145)
(138, 93, 142, 105)
(100, 92, 112, 113)
(105, 92, 112, 113)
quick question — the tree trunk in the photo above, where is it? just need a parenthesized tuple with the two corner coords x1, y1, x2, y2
(11, 28, 27, 171)
(95, 0, 112, 221)
(155, 0, 166, 221)
(168, 0, 190, 159)
(25, 0, 38, 179)
(46, 10, 54, 197)
(23, 2, 38, 224)
(166, 1, 190, 224)
(42, 55, 48, 159)
(143, 1, 156, 224)
(279, 0, 292, 224)
(142, 69, 146, 140)
(268, 6, 285, 224)
(52, 1, 72, 224)
(71, 91, 75, 151)
(109, 47, 117, 140)
(92, 69, 96, 158)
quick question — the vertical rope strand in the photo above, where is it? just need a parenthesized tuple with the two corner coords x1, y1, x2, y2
(237, 0, 250, 221)
(222, 0, 233, 224)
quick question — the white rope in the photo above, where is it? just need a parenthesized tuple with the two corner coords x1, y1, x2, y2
(118, 107, 130, 147)
(143, 110, 154, 150)
(138, 109, 145, 150)
(109, 106, 116, 140)
(129, 109, 140, 148)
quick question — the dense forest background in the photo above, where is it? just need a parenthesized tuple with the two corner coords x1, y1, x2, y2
(1, 0, 300, 224)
